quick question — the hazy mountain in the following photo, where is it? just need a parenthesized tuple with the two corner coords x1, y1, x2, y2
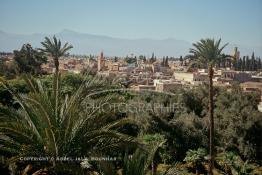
(0, 29, 261, 57)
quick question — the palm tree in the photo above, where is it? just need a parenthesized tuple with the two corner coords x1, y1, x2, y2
(188, 38, 228, 175)
(0, 74, 141, 173)
(39, 36, 73, 73)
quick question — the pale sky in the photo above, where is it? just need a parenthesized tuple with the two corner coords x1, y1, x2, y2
(0, 0, 262, 47)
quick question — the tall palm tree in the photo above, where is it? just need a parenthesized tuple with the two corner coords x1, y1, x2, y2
(189, 38, 228, 175)
(39, 36, 73, 73)
(0, 74, 141, 173)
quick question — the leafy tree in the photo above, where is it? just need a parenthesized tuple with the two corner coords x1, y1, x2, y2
(39, 36, 73, 73)
(138, 55, 144, 61)
(188, 38, 228, 175)
(242, 56, 246, 71)
(13, 44, 47, 74)
(114, 56, 118, 62)
(236, 54, 262, 71)
(237, 58, 242, 71)
(178, 86, 207, 116)
(124, 56, 137, 64)
(245, 56, 250, 71)
(162, 57, 165, 66)
(250, 52, 255, 71)
(215, 88, 262, 161)
(257, 58, 262, 70)
(138, 55, 147, 63)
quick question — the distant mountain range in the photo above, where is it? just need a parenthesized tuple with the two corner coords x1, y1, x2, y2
(0, 29, 261, 57)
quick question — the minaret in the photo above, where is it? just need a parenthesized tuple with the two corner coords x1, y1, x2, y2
(97, 51, 104, 71)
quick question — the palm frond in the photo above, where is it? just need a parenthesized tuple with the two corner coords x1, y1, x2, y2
(188, 38, 228, 68)
(0, 73, 142, 168)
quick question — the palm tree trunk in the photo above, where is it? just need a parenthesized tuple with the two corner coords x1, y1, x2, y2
(208, 65, 214, 175)
(151, 161, 154, 175)
(54, 58, 59, 73)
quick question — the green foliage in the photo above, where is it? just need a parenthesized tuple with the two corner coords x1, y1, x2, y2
(0, 61, 17, 79)
(1, 37, 261, 174)
(0, 74, 141, 174)
(122, 148, 148, 175)
(13, 44, 47, 74)
(187, 38, 229, 174)
(216, 152, 259, 175)
(0, 77, 29, 107)
(0, 75, 261, 173)
(0, 73, 89, 107)
(135, 84, 261, 167)
(184, 148, 207, 164)
(178, 86, 208, 116)
(188, 38, 229, 67)
(160, 164, 193, 175)
(183, 148, 208, 174)
(60, 73, 88, 95)
(122, 134, 165, 175)
(215, 89, 262, 161)
(143, 133, 165, 143)
(158, 144, 172, 165)
(138, 55, 146, 63)
(146, 111, 208, 162)
(234, 53, 262, 71)
(124, 56, 137, 64)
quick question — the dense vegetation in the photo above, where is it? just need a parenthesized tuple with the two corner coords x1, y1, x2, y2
(215, 52, 262, 71)
(0, 37, 261, 175)
(234, 53, 262, 71)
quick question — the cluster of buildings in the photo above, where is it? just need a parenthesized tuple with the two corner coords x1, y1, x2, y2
(90, 51, 261, 89)
(41, 56, 88, 74)
(85, 50, 262, 111)
(33, 51, 262, 94)
(1, 50, 262, 111)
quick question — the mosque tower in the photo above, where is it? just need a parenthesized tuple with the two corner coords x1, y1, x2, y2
(97, 51, 105, 71)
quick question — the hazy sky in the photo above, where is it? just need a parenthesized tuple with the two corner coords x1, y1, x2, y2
(0, 0, 262, 47)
